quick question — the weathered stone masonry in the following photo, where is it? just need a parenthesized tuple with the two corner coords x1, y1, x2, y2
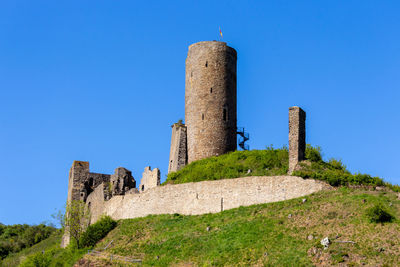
(185, 41, 237, 163)
(168, 121, 187, 173)
(289, 106, 306, 174)
(87, 175, 331, 223)
(139, 166, 160, 192)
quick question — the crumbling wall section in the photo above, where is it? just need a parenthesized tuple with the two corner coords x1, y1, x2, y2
(168, 121, 188, 173)
(66, 161, 90, 203)
(139, 166, 160, 192)
(109, 167, 136, 197)
(62, 161, 114, 247)
(289, 106, 306, 174)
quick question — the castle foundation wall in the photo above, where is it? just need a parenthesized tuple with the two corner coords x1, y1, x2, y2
(87, 175, 330, 223)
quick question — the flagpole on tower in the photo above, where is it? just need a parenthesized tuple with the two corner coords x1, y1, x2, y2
(219, 27, 223, 40)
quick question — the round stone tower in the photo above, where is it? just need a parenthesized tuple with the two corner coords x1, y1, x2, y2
(185, 41, 237, 163)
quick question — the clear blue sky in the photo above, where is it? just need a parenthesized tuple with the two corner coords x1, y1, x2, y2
(1, 1, 399, 226)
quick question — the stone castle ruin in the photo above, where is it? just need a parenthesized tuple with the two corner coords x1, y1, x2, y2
(62, 41, 317, 247)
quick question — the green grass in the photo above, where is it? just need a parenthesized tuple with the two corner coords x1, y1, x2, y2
(79, 188, 400, 266)
(166, 146, 289, 184)
(166, 145, 400, 192)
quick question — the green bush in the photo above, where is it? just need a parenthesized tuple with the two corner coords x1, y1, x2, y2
(79, 216, 117, 248)
(18, 245, 87, 267)
(366, 204, 395, 223)
(305, 144, 322, 162)
(328, 158, 347, 171)
(19, 248, 57, 267)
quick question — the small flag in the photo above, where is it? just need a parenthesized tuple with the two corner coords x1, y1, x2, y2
(219, 27, 223, 38)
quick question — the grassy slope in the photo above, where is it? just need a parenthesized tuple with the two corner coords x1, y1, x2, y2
(166, 148, 289, 184)
(1, 231, 87, 267)
(0, 232, 62, 267)
(78, 188, 400, 266)
(166, 146, 399, 192)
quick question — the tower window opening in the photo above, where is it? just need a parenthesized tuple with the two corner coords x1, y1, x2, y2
(210, 88, 212, 93)
(202, 113, 204, 120)
(141, 185, 144, 191)
(205, 61, 208, 67)
(223, 108, 227, 121)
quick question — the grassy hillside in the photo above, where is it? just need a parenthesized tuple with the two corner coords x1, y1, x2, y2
(7, 146, 400, 266)
(0, 231, 87, 267)
(75, 187, 399, 266)
(166, 145, 399, 192)
(0, 223, 56, 262)
(0, 231, 61, 267)
(166, 146, 289, 184)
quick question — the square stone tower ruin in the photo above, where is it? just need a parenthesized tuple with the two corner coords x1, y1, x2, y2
(288, 106, 306, 174)
(168, 120, 187, 173)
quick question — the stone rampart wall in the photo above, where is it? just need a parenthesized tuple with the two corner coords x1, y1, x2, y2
(87, 175, 331, 223)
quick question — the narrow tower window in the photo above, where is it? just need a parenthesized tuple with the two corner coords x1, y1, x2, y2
(210, 87, 213, 93)
(202, 113, 204, 120)
(205, 61, 208, 67)
(223, 107, 228, 121)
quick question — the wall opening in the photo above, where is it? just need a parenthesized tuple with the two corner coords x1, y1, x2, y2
(89, 177, 94, 187)
(223, 108, 227, 121)
(210, 88, 212, 93)
(202, 113, 204, 120)
(205, 61, 208, 67)
(141, 185, 144, 191)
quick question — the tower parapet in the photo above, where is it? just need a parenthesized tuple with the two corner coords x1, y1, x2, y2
(185, 41, 237, 163)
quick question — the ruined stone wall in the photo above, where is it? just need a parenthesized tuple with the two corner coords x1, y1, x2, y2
(87, 176, 330, 223)
(109, 167, 136, 197)
(66, 161, 90, 203)
(139, 166, 160, 192)
(168, 121, 187, 173)
(185, 41, 237, 163)
(62, 162, 121, 247)
(289, 107, 306, 174)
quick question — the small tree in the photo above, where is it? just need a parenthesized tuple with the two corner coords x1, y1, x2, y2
(51, 208, 65, 230)
(64, 200, 90, 248)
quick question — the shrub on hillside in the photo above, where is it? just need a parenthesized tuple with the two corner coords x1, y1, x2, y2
(328, 158, 347, 171)
(19, 248, 57, 267)
(79, 216, 117, 248)
(305, 144, 322, 162)
(366, 204, 395, 223)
